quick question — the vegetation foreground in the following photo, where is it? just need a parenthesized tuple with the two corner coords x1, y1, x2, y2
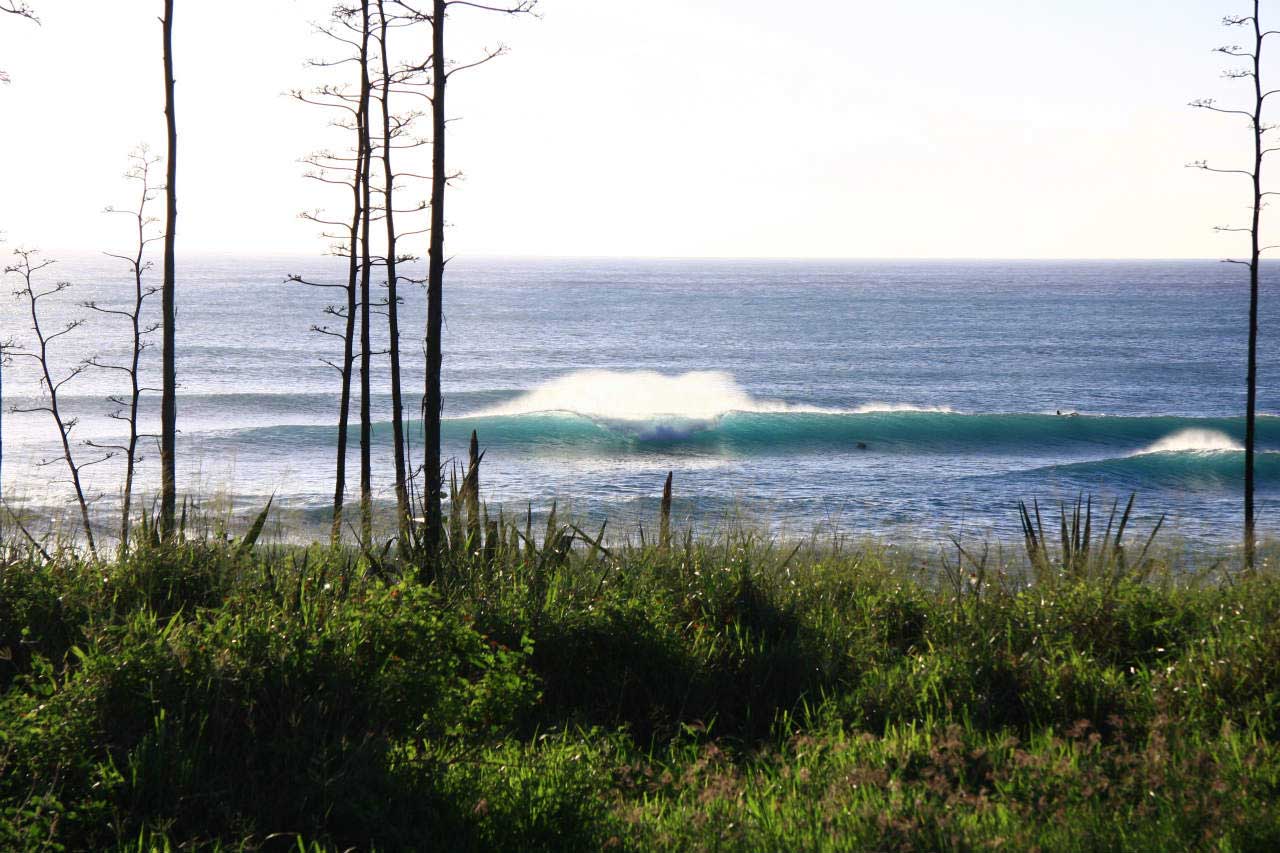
(2, 515, 1280, 852)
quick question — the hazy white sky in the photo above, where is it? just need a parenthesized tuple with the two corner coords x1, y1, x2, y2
(0, 0, 1275, 258)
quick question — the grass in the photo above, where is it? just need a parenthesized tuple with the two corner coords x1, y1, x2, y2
(2, 507, 1279, 851)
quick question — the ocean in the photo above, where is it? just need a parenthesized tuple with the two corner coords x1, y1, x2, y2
(1, 255, 1277, 545)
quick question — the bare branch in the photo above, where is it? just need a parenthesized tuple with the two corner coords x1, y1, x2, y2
(1189, 98, 1257, 120)
(0, 2, 39, 23)
(445, 0, 537, 14)
(1187, 160, 1256, 178)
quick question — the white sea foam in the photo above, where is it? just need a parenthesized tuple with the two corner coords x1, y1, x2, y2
(849, 402, 955, 414)
(464, 370, 949, 421)
(466, 370, 799, 420)
(1134, 429, 1243, 455)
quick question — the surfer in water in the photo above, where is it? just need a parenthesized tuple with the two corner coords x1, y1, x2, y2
(856, 441, 868, 450)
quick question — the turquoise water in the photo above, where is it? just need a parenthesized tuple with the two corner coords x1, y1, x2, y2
(2, 256, 1277, 542)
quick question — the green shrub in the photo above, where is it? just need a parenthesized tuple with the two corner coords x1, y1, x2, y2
(1, 577, 535, 849)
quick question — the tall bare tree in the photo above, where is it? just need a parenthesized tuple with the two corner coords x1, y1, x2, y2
(159, 0, 179, 538)
(397, 0, 536, 568)
(5, 251, 109, 556)
(296, 3, 431, 548)
(293, 3, 394, 547)
(290, 136, 362, 549)
(0, 2, 38, 537)
(1191, 1, 1277, 571)
(84, 148, 162, 552)
(421, 0, 448, 565)
(356, 0, 377, 548)
(375, 0, 427, 545)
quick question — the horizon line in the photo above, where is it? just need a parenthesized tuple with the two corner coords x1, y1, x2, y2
(11, 247, 1268, 264)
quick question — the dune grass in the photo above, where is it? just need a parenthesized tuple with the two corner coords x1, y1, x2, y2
(2, 509, 1279, 851)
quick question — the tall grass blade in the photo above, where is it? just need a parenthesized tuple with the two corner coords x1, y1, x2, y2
(235, 494, 274, 559)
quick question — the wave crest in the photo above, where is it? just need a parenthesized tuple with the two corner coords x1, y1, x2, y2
(463, 369, 942, 421)
(1134, 428, 1243, 455)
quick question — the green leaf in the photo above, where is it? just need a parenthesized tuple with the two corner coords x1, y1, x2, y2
(235, 494, 275, 559)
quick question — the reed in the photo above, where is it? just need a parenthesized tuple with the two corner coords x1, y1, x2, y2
(1019, 492, 1166, 588)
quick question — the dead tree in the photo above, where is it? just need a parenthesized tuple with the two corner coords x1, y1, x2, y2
(375, 0, 432, 546)
(1190, 1, 1278, 571)
(292, 3, 382, 547)
(395, 0, 537, 571)
(289, 170, 360, 549)
(83, 148, 162, 552)
(0, 2, 39, 538)
(296, 3, 431, 548)
(159, 0, 179, 539)
(5, 250, 110, 556)
(356, 0, 376, 548)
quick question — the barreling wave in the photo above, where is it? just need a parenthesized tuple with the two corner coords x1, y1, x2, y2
(443, 411, 1280, 457)
(198, 409, 1280, 460)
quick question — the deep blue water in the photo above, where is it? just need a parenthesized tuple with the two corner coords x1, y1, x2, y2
(2, 256, 1277, 543)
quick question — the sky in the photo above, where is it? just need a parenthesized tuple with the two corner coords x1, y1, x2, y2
(0, 0, 1276, 259)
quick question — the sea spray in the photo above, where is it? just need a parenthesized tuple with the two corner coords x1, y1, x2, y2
(466, 369, 956, 420)
(466, 369, 824, 419)
(1133, 428, 1244, 455)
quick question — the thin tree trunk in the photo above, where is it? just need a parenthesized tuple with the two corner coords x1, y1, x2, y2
(1245, 0, 1264, 572)
(359, 0, 374, 548)
(159, 0, 178, 539)
(331, 206, 359, 548)
(121, 184, 147, 553)
(378, 0, 411, 545)
(422, 0, 447, 567)
(331, 70, 367, 549)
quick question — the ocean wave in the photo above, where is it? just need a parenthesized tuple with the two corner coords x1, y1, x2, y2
(1023, 448, 1280, 489)
(195, 409, 1280, 460)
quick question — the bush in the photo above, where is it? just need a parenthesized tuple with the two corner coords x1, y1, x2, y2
(0, 577, 535, 849)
